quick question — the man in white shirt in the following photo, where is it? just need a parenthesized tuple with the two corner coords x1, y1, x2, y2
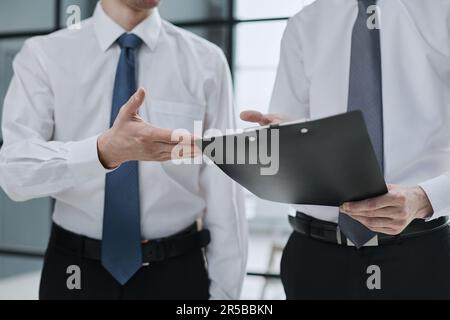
(0, 0, 247, 300)
(242, 0, 450, 299)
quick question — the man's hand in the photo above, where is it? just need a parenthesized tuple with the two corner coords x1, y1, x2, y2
(340, 184, 434, 235)
(240, 110, 286, 126)
(97, 88, 200, 169)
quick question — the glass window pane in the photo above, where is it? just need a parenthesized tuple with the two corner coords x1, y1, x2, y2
(234, 21, 287, 123)
(0, 38, 27, 141)
(0, 190, 52, 251)
(242, 230, 288, 299)
(235, 69, 278, 125)
(235, 0, 315, 20)
(235, 21, 286, 68)
(159, 0, 229, 23)
(0, 256, 42, 299)
(185, 25, 229, 60)
(0, 189, 50, 284)
(59, 0, 97, 28)
(0, 255, 42, 280)
(0, 0, 55, 33)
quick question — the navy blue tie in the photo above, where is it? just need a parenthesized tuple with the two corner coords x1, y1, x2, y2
(339, 0, 383, 248)
(102, 33, 143, 284)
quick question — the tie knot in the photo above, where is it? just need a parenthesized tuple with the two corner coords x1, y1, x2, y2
(117, 33, 142, 50)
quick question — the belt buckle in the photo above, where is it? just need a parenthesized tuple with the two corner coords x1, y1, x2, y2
(346, 235, 379, 247)
(336, 227, 379, 247)
(141, 239, 165, 265)
(142, 240, 150, 266)
(336, 226, 343, 245)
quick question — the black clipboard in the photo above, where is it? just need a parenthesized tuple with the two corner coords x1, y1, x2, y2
(201, 111, 388, 206)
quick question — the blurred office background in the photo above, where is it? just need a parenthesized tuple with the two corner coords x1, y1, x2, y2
(0, 0, 314, 299)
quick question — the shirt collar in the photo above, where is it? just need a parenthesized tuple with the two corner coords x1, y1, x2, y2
(93, 2, 162, 52)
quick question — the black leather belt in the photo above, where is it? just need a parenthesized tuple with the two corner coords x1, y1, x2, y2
(289, 212, 449, 247)
(49, 222, 211, 265)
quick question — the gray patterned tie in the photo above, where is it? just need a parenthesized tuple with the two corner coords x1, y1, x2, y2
(338, 0, 384, 248)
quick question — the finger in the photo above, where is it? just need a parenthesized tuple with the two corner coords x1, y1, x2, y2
(349, 215, 401, 235)
(240, 110, 272, 125)
(141, 144, 174, 160)
(155, 142, 201, 158)
(343, 206, 397, 218)
(157, 143, 178, 154)
(169, 145, 200, 160)
(153, 152, 174, 162)
(163, 153, 199, 161)
(350, 215, 395, 229)
(369, 227, 400, 235)
(342, 193, 400, 212)
(176, 133, 197, 145)
(151, 127, 176, 143)
(266, 114, 284, 124)
(123, 87, 146, 115)
(152, 128, 196, 145)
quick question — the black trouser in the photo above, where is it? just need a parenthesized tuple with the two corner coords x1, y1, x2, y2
(39, 226, 210, 300)
(281, 224, 450, 299)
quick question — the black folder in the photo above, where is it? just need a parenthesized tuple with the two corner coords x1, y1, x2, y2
(201, 111, 387, 206)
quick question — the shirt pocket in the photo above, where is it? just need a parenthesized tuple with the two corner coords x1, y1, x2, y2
(148, 100, 205, 133)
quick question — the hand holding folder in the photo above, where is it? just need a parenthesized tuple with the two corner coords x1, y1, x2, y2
(201, 111, 388, 206)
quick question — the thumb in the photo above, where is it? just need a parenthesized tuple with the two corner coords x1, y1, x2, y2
(121, 87, 146, 116)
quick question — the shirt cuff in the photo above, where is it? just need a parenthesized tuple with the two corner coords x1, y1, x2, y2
(67, 135, 112, 184)
(419, 175, 450, 221)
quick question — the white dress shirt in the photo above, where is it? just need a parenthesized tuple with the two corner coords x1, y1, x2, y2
(270, 0, 450, 223)
(0, 4, 247, 300)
